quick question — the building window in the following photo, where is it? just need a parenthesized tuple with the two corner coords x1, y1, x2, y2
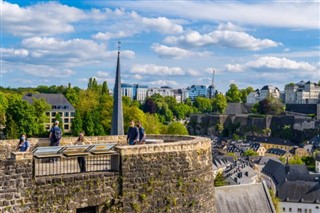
(283, 207, 286, 212)
(64, 112, 69, 117)
(298, 208, 302, 213)
(51, 118, 55, 123)
(52, 112, 56, 116)
(59, 112, 62, 116)
(64, 118, 69, 123)
(76, 206, 97, 213)
(64, 124, 69, 130)
(71, 112, 75, 117)
(289, 208, 292, 212)
(45, 112, 50, 116)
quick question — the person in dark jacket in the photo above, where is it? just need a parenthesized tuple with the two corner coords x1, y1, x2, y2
(127, 120, 139, 145)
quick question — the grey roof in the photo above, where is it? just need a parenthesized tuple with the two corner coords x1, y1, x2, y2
(262, 160, 285, 186)
(111, 50, 124, 135)
(252, 156, 281, 165)
(22, 93, 75, 110)
(247, 136, 295, 146)
(215, 182, 275, 213)
(277, 181, 320, 203)
(266, 148, 286, 156)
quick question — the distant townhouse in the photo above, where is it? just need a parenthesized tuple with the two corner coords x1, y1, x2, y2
(250, 143, 267, 156)
(121, 83, 148, 102)
(247, 136, 295, 152)
(22, 93, 75, 132)
(187, 85, 207, 101)
(247, 85, 281, 104)
(172, 89, 189, 103)
(285, 81, 320, 104)
(261, 158, 320, 213)
(265, 148, 291, 159)
(224, 160, 258, 185)
(212, 156, 234, 178)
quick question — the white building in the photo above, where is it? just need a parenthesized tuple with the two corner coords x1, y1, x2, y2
(121, 83, 148, 102)
(285, 81, 320, 104)
(147, 87, 174, 98)
(247, 85, 280, 104)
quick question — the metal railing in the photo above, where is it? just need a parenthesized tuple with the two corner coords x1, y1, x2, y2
(33, 153, 119, 177)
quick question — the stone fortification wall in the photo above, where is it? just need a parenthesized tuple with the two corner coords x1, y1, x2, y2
(0, 135, 216, 213)
(0, 157, 121, 213)
(189, 114, 317, 136)
(116, 136, 216, 213)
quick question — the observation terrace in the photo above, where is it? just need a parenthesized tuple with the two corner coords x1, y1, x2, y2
(0, 135, 215, 213)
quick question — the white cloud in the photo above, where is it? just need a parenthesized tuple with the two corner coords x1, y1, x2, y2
(130, 64, 185, 76)
(151, 43, 211, 59)
(225, 64, 243, 72)
(226, 56, 318, 72)
(1, 1, 85, 37)
(12, 37, 135, 66)
(92, 31, 128, 40)
(165, 30, 280, 50)
(141, 17, 183, 34)
(217, 22, 244, 31)
(110, 1, 319, 29)
(1, 48, 29, 57)
(92, 9, 183, 40)
(246, 57, 317, 71)
(96, 71, 109, 78)
(147, 80, 179, 87)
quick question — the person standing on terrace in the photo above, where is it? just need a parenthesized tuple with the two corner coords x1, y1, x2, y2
(137, 121, 146, 144)
(127, 120, 139, 145)
(74, 132, 91, 173)
(17, 134, 30, 152)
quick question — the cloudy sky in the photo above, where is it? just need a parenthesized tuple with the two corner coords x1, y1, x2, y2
(1, 0, 319, 92)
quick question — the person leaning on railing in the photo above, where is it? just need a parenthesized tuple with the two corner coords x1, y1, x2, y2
(74, 132, 91, 173)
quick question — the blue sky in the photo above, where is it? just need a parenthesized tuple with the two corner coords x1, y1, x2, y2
(1, 0, 319, 92)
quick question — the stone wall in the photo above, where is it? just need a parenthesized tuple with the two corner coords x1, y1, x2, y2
(116, 137, 215, 213)
(0, 135, 216, 213)
(0, 156, 121, 213)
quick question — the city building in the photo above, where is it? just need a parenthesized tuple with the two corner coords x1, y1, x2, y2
(316, 153, 320, 173)
(187, 85, 207, 101)
(121, 83, 148, 102)
(22, 93, 75, 132)
(247, 136, 295, 152)
(247, 85, 281, 104)
(285, 81, 320, 104)
(147, 86, 174, 98)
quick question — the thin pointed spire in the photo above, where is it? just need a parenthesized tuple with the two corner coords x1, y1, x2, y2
(111, 42, 124, 135)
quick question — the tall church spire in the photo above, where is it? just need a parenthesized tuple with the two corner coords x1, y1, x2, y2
(111, 41, 124, 135)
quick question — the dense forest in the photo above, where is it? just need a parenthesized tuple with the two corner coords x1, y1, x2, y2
(0, 79, 285, 139)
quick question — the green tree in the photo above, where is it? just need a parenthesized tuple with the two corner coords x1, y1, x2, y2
(212, 93, 227, 114)
(143, 98, 157, 114)
(144, 113, 161, 134)
(83, 112, 94, 136)
(255, 97, 284, 115)
(71, 111, 83, 136)
(167, 122, 188, 135)
(193, 96, 212, 113)
(32, 98, 51, 135)
(5, 97, 37, 137)
(240, 86, 254, 103)
(101, 81, 109, 95)
(269, 189, 280, 213)
(172, 103, 192, 120)
(0, 92, 8, 125)
(214, 123, 224, 135)
(124, 106, 147, 132)
(214, 172, 226, 187)
(243, 149, 258, 157)
(4, 114, 19, 139)
(226, 84, 242, 103)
